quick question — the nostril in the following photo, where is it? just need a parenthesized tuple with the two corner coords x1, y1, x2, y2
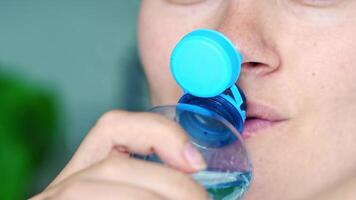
(241, 61, 278, 76)
(243, 62, 261, 70)
(250, 62, 260, 67)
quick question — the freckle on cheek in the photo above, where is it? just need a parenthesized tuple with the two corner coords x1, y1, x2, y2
(312, 72, 316, 77)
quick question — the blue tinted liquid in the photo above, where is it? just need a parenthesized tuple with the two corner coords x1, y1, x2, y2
(192, 171, 252, 200)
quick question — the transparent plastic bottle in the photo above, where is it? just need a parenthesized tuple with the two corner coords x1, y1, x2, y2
(135, 103, 252, 200)
(133, 29, 253, 199)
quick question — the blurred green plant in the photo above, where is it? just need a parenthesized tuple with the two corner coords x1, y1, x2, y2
(0, 67, 58, 200)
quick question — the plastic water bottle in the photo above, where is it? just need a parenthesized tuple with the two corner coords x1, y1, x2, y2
(134, 29, 253, 200)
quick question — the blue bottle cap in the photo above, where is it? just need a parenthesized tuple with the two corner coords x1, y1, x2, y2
(171, 29, 243, 98)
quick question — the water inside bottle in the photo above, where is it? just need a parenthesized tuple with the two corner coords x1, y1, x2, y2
(192, 170, 252, 200)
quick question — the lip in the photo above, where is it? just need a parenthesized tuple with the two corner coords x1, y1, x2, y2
(242, 101, 288, 139)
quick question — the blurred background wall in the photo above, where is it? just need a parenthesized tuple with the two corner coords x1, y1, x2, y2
(0, 0, 149, 198)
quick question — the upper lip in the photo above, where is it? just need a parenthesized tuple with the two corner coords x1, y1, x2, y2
(246, 101, 288, 122)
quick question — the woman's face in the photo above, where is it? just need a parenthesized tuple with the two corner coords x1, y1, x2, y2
(137, 0, 356, 199)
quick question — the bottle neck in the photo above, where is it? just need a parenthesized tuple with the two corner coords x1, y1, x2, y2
(178, 86, 246, 133)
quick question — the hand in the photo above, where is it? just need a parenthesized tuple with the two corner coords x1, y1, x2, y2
(30, 110, 209, 200)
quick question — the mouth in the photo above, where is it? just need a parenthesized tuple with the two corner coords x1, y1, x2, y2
(242, 101, 288, 139)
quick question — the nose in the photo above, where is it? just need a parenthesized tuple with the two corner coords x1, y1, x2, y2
(217, 1, 281, 77)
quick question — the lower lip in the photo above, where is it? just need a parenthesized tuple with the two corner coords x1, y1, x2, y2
(242, 119, 276, 139)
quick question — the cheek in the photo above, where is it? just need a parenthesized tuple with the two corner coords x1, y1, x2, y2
(292, 34, 356, 115)
(277, 22, 356, 167)
(137, 3, 187, 104)
(137, 0, 229, 104)
(245, 9, 356, 199)
(274, 15, 356, 118)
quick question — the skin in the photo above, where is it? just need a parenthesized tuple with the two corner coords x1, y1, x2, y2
(139, 0, 356, 199)
(31, 0, 356, 199)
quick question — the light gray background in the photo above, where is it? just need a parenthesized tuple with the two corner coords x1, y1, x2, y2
(0, 0, 149, 192)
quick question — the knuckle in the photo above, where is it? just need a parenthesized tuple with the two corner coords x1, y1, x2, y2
(97, 110, 128, 125)
(98, 155, 128, 175)
(97, 110, 185, 140)
(55, 180, 86, 200)
(91, 110, 130, 138)
(141, 113, 187, 140)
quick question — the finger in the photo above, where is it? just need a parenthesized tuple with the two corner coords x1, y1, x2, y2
(32, 179, 166, 200)
(80, 154, 209, 200)
(51, 110, 206, 186)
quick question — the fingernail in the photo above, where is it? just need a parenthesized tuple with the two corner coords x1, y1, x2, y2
(183, 143, 207, 170)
